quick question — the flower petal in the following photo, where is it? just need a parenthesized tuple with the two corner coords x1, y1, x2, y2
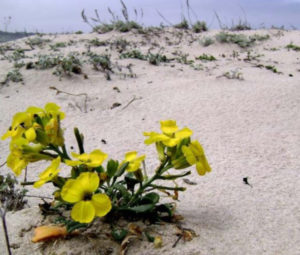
(125, 151, 138, 162)
(25, 127, 37, 142)
(71, 201, 95, 223)
(175, 127, 193, 139)
(34, 157, 61, 188)
(162, 137, 180, 147)
(65, 159, 82, 166)
(144, 132, 169, 145)
(86, 149, 108, 167)
(61, 179, 84, 203)
(189, 140, 204, 156)
(196, 162, 206, 176)
(127, 155, 146, 172)
(32, 225, 67, 243)
(7, 154, 28, 176)
(182, 145, 197, 165)
(160, 120, 178, 134)
(92, 193, 112, 217)
(76, 172, 99, 193)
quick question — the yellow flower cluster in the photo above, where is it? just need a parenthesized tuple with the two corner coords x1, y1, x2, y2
(2, 103, 211, 227)
(2, 102, 65, 175)
(144, 120, 211, 176)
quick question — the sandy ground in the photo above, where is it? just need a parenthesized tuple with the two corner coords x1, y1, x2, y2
(0, 28, 299, 255)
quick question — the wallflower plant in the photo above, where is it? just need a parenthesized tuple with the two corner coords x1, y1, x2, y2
(2, 103, 211, 242)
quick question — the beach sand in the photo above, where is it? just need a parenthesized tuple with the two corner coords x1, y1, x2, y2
(0, 28, 299, 255)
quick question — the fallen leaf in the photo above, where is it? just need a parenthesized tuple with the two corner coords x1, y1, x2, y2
(120, 235, 137, 255)
(32, 225, 67, 243)
(128, 223, 142, 237)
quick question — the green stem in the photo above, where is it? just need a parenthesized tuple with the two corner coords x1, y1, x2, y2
(39, 151, 58, 158)
(74, 127, 84, 154)
(157, 171, 191, 180)
(47, 145, 64, 158)
(61, 145, 71, 160)
(149, 185, 186, 191)
(21, 181, 35, 186)
(128, 158, 172, 206)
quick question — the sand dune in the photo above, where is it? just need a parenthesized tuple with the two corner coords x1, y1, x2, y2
(0, 28, 299, 255)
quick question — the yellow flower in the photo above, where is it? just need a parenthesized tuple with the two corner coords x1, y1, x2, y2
(144, 123, 192, 147)
(122, 151, 145, 172)
(2, 102, 65, 145)
(61, 172, 112, 223)
(44, 117, 64, 146)
(27, 103, 65, 146)
(7, 153, 28, 176)
(7, 137, 50, 176)
(44, 102, 65, 120)
(2, 112, 33, 140)
(34, 157, 61, 188)
(160, 120, 178, 135)
(65, 149, 108, 168)
(182, 141, 211, 176)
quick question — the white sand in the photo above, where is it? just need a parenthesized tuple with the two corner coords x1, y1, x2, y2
(0, 28, 299, 255)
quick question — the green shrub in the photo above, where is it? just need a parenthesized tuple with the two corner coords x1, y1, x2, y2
(148, 53, 169, 65)
(230, 20, 251, 31)
(216, 32, 270, 48)
(93, 21, 142, 34)
(5, 69, 23, 83)
(192, 21, 208, 33)
(49, 42, 66, 51)
(31, 54, 61, 70)
(120, 50, 147, 60)
(89, 38, 109, 47)
(216, 32, 253, 48)
(201, 37, 214, 47)
(88, 52, 112, 71)
(93, 24, 114, 33)
(286, 43, 300, 51)
(25, 36, 50, 49)
(196, 54, 216, 61)
(174, 19, 189, 29)
(53, 54, 82, 77)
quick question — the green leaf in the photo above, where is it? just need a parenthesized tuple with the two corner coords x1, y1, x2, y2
(144, 231, 155, 242)
(52, 176, 66, 188)
(155, 203, 174, 217)
(128, 204, 155, 213)
(141, 192, 160, 204)
(112, 228, 128, 242)
(115, 162, 129, 177)
(71, 167, 79, 178)
(94, 165, 105, 173)
(125, 173, 140, 192)
(67, 222, 88, 233)
(106, 159, 119, 177)
(112, 184, 131, 199)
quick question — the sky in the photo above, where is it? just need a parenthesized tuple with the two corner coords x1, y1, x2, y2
(1, 0, 300, 33)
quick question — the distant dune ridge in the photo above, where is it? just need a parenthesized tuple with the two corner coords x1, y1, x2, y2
(0, 31, 35, 43)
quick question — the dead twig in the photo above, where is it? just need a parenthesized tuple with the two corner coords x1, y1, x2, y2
(122, 95, 142, 110)
(49, 86, 88, 113)
(0, 207, 12, 255)
(0, 161, 6, 168)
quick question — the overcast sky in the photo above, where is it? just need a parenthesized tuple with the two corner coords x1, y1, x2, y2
(1, 0, 300, 33)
